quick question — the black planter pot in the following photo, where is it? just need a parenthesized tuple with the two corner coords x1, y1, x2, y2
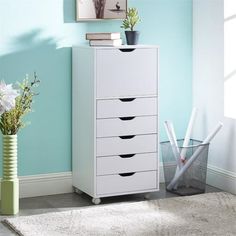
(125, 31, 140, 45)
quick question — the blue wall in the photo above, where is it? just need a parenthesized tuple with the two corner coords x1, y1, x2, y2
(0, 0, 192, 176)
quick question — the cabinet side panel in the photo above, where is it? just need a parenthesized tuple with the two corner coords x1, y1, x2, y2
(72, 47, 95, 196)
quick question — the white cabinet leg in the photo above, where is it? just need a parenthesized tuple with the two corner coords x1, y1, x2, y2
(144, 193, 151, 199)
(92, 198, 101, 205)
(74, 187, 83, 195)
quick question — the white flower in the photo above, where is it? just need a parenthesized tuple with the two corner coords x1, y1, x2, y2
(0, 81, 19, 115)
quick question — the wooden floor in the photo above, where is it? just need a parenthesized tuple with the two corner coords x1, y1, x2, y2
(0, 184, 222, 236)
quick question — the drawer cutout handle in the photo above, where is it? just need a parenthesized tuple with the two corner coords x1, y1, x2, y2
(119, 154, 136, 158)
(119, 172, 136, 177)
(119, 116, 135, 121)
(119, 135, 135, 139)
(119, 49, 135, 52)
(119, 98, 136, 102)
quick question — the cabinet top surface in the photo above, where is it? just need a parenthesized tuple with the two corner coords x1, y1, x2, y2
(73, 45, 159, 50)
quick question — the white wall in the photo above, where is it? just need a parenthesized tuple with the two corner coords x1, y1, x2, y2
(193, 0, 236, 194)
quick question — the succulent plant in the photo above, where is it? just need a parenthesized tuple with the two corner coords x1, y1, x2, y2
(121, 7, 141, 31)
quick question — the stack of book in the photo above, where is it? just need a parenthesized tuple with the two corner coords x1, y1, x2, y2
(86, 32, 122, 46)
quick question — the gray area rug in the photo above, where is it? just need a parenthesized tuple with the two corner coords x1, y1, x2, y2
(3, 192, 236, 236)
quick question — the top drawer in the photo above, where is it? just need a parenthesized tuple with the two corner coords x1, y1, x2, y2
(96, 48, 158, 98)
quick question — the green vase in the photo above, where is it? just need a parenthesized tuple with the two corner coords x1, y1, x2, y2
(1, 135, 19, 215)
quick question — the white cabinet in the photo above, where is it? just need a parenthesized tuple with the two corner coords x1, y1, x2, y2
(72, 45, 159, 204)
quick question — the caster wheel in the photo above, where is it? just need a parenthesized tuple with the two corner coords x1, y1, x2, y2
(92, 198, 101, 205)
(144, 193, 151, 199)
(74, 187, 83, 195)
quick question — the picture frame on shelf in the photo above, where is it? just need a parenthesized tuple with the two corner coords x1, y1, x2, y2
(76, 0, 127, 21)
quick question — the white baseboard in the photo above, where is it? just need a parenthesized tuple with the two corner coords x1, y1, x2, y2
(19, 172, 73, 198)
(0, 172, 73, 199)
(0, 165, 235, 199)
(206, 164, 236, 194)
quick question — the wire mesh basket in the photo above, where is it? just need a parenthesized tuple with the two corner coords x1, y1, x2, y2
(160, 139, 209, 196)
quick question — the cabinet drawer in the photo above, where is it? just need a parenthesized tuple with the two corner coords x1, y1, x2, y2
(97, 171, 157, 195)
(96, 48, 157, 98)
(97, 116, 157, 137)
(97, 153, 157, 175)
(96, 134, 157, 157)
(97, 97, 157, 119)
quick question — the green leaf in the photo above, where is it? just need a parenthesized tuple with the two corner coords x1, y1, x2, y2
(0, 73, 40, 135)
(121, 7, 141, 31)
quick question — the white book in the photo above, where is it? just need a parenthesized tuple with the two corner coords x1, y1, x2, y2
(89, 39, 122, 47)
(86, 32, 121, 40)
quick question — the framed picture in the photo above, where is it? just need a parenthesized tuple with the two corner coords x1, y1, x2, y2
(76, 0, 127, 21)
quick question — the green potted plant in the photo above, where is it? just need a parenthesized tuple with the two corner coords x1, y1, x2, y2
(0, 73, 40, 215)
(121, 7, 141, 45)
